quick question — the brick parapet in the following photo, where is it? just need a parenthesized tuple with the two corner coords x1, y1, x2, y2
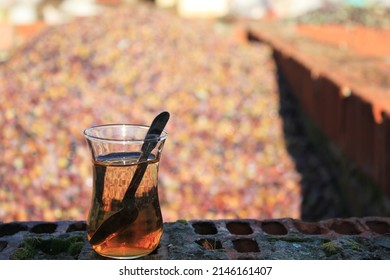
(0, 217, 389, 259)
(247, 25, 390, 195)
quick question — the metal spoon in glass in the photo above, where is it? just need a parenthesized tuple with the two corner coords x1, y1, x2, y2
(89, 111, 170, 246)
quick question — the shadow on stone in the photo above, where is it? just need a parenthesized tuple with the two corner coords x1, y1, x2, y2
(192, 222, 218, 235)
(226, 221, 253, 235)
(66, 221, 87, 232)
(30, 223, 57, 234)
(0, 223, 28, 237)
(328, 220, 361, 235)
(261, 221, 288, 235)
(232, 239, 260, 253)
(0, 240, 8, 252)
(366, 221, 390, 235)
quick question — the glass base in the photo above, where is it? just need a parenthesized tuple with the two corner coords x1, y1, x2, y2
(97, 252, 151, 260)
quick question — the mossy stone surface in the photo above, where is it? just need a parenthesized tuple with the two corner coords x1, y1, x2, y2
(10, 234, 86, 260)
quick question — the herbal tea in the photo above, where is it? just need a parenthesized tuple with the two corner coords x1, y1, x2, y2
(87, 152, 163, 259)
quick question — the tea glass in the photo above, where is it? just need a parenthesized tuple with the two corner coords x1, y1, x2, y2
(83, 124, 167, 259)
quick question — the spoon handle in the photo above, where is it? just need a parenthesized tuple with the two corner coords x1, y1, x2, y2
(122, 111, 170, 204)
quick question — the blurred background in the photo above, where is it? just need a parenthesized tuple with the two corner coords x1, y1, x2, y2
(0, 0, 389, 223)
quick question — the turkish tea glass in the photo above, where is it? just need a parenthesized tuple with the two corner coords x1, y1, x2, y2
(83, 124, 167, 259)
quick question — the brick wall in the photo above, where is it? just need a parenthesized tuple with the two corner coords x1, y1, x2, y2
(248, 26, 390, 198)
(1, 218, 390, 259)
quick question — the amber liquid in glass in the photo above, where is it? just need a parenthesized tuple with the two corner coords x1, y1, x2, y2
(87, 152, 163, 259)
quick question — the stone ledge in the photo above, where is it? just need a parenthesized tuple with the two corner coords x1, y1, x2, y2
(0, 217, 389, 260)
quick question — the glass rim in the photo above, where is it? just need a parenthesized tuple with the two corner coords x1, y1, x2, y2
(83, 123, 168, 144)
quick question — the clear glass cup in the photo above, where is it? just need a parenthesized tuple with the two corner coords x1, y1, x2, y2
(83, 124, 168, 259)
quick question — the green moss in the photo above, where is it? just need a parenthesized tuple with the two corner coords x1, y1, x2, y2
(176, 219, 188, 225)
(68, 242, 85, 257)
(10, 247, 35, 260)
(40, 238, 70, 255)
(10, 234, 86, 260)
(322, 241, 342, 256)
(67, 235, 85, 243)
(23, 236, 42, 248)
(346, 239, 363, 251)
(267, 233, 315, 243)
